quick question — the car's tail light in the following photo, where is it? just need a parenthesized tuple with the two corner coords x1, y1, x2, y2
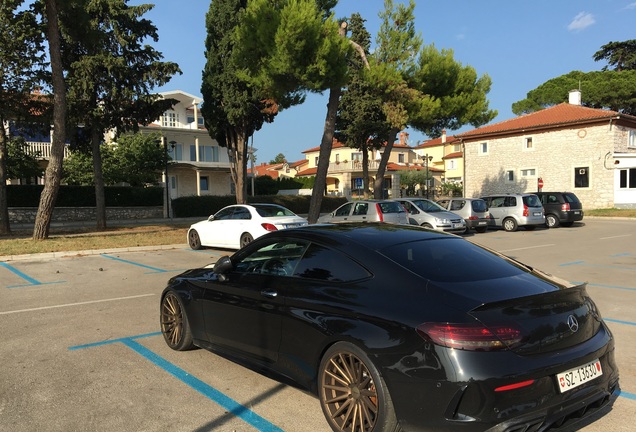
(416, 323, 522, 351)
(494, 379, 535, 392)
(261, 223, 278, 231)
(468, 216, 478, 220)
(522, 204, 529, 217)
(561, 203, 570, 211)
(375, 203, 384, 222)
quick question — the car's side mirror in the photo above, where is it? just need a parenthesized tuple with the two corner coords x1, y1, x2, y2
(213, 256, 233, 281)
(208, 215, 215, 221)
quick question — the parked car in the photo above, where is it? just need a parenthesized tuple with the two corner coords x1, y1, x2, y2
(535, 191, 584, 228)
(395, 197, 466, 233)
(437, 197, 491, 233)
(161, 223, 618, 432)
(317, 199, 408, 225)
(481, 193, 545, 232)
(187, 203, 307, 250)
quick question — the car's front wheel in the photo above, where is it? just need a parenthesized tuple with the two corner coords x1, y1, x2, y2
(240, 233, 254, 248)
(545, 214, 560, 228)
(502, 217, 518, 232)
(319, 342, 401, 432)
(188, 229, 202, 250)
(160, 291, 194, 351)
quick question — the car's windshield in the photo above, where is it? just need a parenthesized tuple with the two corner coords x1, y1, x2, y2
(522, 195, 542, 208)
(378, 201, 406, 214)
(412, 200, 445, 213)
(471, 200, 488, 212)
(254, 205, 296, 217)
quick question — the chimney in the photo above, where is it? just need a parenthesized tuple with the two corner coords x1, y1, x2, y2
(441, 129, 447, 143)
(569, 90, 582, 106)
(399, 131, 409, 145)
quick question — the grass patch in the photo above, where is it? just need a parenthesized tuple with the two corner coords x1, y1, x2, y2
(586, 208, 636, 218)
(0, 225, 188, 257)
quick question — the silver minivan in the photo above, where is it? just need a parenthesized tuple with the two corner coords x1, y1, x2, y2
(480, 194, 544, 232)
(318, 199, 409, 225)
(437, 198, 491, 233)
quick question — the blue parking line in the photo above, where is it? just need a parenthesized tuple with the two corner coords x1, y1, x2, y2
(100, 254, 178, 274)
(560, 261, 584, 266)
(70, 333, 284, 432)
(604, 318, 636, 327)
(0, 262, 65, 289)
(618, 390, 636, 401)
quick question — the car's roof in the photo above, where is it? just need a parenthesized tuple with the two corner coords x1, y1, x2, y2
(271, 223, 454, 250)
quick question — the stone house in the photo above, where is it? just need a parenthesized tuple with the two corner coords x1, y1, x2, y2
(457, 91, 636, 209)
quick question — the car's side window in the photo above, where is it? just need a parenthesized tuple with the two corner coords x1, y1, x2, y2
(450, 200, 465, 211)
(437, 200, 449, 208)
(490, 197, 504, 208)
(214, 207, 235, 220)
(335, 203, 353, 217)
(232, 207, 251, 220)
(234, 240, 309, 276)
(353, 203, 368, 215)
(504, 197, 516, 207)
(293, 244, 370, 282)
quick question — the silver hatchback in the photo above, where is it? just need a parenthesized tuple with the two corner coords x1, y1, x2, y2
(395, 198, 466, 233)
(480, 194, 545, 232)
(318, 199, 409, 225)
(437, 198, 491, 233)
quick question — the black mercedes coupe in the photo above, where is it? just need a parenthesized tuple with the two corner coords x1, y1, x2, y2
(160, 223, 618, 432)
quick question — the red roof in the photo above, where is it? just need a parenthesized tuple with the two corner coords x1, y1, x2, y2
(303, 138, 413, 154)
(457, 103, 632, 139)
(415, 135, 459, 148)
(386, 163, 444, 173)
(443, 151, 462, 160)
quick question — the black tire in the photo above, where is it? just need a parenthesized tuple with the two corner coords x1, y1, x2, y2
(502, 217, 518, 232)
(475, 226, 488, 233)
(240, 233, 254, 248)
(545, 214, 560, 228)
(421, 223, 433, 229)
(319, 342, 401, 432)
(160, 291, 194, 351)
(188, 229, 202, 250)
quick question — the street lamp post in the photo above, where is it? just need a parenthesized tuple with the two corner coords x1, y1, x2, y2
(165, 140, 176, 218)
(424, 154, 433, 199)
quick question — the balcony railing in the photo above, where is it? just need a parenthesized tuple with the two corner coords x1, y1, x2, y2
(328, 160, 381, 172)
(25, 141, 71, 159)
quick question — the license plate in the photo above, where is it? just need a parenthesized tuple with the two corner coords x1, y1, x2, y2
(574, 211, 581, 215)
(453, 223, 464, 228)
(284, 224, 298, 228)
(556, 359, 602, 393)
(478, 221, 487, 225)
(533, 212, 542, 216)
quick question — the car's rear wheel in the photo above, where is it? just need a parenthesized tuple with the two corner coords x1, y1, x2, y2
(420, 223, 433, 229)
(188, 229, 202, 250)
(319, 342, 401, 432)
(545, 214, 560, 228)
(240, 233, 254, 248)
(502, 217, 518, 232)
(160, 291, 194, 351)
(475, 226, 488, 233)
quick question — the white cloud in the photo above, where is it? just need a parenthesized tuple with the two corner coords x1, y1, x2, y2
(567, 12, 595, 31)
(625, 2, 636, 9)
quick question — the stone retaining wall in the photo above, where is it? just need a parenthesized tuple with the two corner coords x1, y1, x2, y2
(9, 206, 163, 224)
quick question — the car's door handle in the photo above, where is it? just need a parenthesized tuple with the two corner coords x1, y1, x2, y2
(261, 290, 278, 298)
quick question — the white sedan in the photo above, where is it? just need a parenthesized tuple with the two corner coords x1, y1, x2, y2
(187, 204, 308, 250)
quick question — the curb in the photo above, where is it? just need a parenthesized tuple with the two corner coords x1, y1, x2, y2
(1, 243, 187, 263)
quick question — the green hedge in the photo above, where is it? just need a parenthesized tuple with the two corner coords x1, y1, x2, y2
(7, 185, 163, 207)
(172, 194, 348, 217)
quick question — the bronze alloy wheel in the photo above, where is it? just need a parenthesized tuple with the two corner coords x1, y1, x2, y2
(320, 350, 379, 431)
(160, 292, 193, 351)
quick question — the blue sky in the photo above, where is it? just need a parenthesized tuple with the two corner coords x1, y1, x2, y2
(142, 0, 636, 164)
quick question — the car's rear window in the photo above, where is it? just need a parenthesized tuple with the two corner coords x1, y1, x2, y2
(563, 193, 580, 204)
(378, 201, 406, 214)
(254, 205, 295, 217)
(522, 195, 542, 208)
(380, 238, 525, 282)
(471, 200, 488, 212)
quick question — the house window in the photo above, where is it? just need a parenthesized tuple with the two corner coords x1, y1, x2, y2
(314, 156, 319, 166)
(520, 168, 536, 178)
(453, 144, 461, 152)
(447, 159, 456, 170)
(335, 154, 340, 163)
(479, 142, 488, 155)
(629, 130, 636, 148)
(199, 145, 219, 162)
(200, 176, 209, 191)
(619, 168, 636, 188)
(524, 137, 533, 150)
(162, 111, 179, 128)
(190, 145, 196, 162)
(169, 144, 183, 161)
(398, 153, 405, 163)
(505, 170, 515, 182)
(574, 167, 589, 188)
(352, 152, 362, 162)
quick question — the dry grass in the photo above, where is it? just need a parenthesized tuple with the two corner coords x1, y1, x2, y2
(0, 225, 188, 257)
(586, 208, 636, 218)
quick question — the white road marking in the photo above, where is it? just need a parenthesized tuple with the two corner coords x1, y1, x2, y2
(499, 244, 555, 253)
(0, 293, 155, 316)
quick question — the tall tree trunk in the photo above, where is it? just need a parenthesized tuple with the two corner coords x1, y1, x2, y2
(308, 87, 341, 224)
(92, 127, 106, 229)
(373, 128, 399, 199)
(0, 125, 10, 235)
(33, 0, 67, 240)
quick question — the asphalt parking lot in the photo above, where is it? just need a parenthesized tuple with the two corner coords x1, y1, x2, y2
(0, 218, 634, 432)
